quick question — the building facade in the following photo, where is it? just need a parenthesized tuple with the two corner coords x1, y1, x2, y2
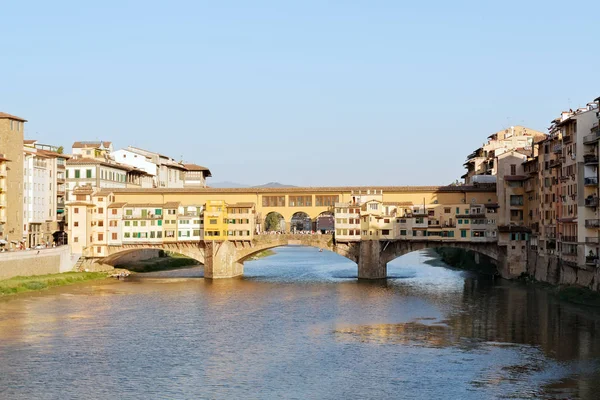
(0, 112, 25, 247)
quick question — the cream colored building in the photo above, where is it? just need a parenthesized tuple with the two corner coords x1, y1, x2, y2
(0, 112, 25, 247)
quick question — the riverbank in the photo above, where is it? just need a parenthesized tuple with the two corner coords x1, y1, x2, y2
(116, 253, 199, 273)
(0, 271, 109, 296)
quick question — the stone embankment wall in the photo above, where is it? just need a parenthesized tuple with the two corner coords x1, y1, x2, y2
(526, 249, 600, 292)
(0, 246, 77, 280)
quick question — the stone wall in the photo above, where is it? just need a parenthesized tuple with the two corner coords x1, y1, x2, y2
(526, 249, 600, 291)
(0, 246, 76, 280)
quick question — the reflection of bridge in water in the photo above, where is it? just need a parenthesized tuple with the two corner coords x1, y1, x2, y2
(101, 234, 503, 279)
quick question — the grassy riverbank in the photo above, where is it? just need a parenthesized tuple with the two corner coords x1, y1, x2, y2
(117, 253, 199, 273)
(0, 272, 109, 296)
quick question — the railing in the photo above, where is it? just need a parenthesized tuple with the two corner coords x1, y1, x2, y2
(586, 256, 598, 266)
(123, 215, 163, 220)
(553, 144, 562, 153)
(563, 134, 572, 143)
(584, 154, 599, 164)
(549, 159, 562, 168)
(583, 130, 600, 144)
(585, 197, 599, 207)
(585, 177, 598, 186)
(585, 237, 600, 244)
(562, 235, 577, 243)
(585, 219, 600, 228)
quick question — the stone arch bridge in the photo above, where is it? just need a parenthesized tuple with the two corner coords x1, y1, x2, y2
(100, 234, 509, 279)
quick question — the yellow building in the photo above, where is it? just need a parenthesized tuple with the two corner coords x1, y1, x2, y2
(203, 200, 228, 240)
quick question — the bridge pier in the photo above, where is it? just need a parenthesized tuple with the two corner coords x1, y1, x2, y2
(358, 240, 387, 279)
(204, 241, 244, 279)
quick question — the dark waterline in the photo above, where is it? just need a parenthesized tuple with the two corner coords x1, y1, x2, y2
(1, 247, 600, 399)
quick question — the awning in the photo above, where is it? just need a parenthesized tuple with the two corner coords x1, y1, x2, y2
(0, 239, 7, 245)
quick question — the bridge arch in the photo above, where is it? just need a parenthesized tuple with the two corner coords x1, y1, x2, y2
(264, 211, 286, 232)
(290, 211, 312, 232)
(101, 243, 206, 266)
(380, 240, 501, 271)
(234, 234, 359, 264)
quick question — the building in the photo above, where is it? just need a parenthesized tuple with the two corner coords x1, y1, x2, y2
(0, 153, 9, 242)
(182, 163, 212, 188)
(463, 126, 546, 184)
(112, 148, 158, 187)
(0, 112, 25, 248)
(125, 146, 187, 188)
(71, 141, 113, 159)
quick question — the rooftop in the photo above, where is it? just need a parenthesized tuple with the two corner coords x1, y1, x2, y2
(0, 112, 27, 122)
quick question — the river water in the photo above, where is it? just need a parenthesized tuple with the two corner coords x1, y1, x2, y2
(1, 247, 600, 399)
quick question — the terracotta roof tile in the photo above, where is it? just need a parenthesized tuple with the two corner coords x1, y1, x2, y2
(0, 112, 27, 122)
(107, 202, 127, 208)
(226, 202, 255, 208)
(164, 202, 181, 209)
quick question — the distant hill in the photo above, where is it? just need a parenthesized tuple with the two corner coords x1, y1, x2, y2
(251, 182, 296, 188)
(208, 181, 250, 188)
(208, 181, 296, 188)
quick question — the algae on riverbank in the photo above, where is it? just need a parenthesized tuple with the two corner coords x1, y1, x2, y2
(247, 249, 276, 261)
(0, 272, 108, 296)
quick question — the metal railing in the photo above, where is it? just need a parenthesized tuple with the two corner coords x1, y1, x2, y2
(585, 219, 600, 228)
(585, 177, 598, 186)
(584, 130, 600, 144)
(585, 237, 600, 244)
(585, 197, 599, 207)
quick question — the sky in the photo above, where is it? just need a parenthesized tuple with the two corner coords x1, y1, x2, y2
(1, 0, 599, 186)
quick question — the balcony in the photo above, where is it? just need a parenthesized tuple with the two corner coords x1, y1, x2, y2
(584, 127, 600, 144)
(585, 219, 600, 228)
(563, 134, 572, 143)
(562, 235, 578, 243)
(585, 197, 599, 207)
(549, 159, 562, 168)
(553, 144, 562, 154)
(584, 153, 599, 165)
(585, 177, 598, 186)
(586, 256, 598, 266)
(586, 237, 600, 244)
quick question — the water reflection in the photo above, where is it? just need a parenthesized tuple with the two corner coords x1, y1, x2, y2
(0, 247, 599, 399)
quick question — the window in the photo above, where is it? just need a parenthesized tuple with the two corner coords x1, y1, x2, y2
(460, 230, 467, 238)
(315, 195, 339, 207)
(155, 209, 162, 215)
(98, 221, 104, 227)
(74, 170, 80, 178)
(133, 221, 138, 226)
(262, 196, 286, 207)
(157, 220, 162, 226)
(381, 229, 390, 235)
(125, 221, 130, 226)
(444, 207, 451, 213)
(369, 203, 378, 210)
(140, 221, 146, 226)
(98, 233, 103, 241)
(124, 232, 130, 238)
(400, 229, 407, 235)
(111, 209, 117, 215)
(510, 195, 524, 206)
(209, 219, 217, 224)
(112, 233, 117, 240)
(98, 207, 104, 214)
(455, 207, 459, 214)
(126, 210, 132, 216)
(97, 247, 102, 253)
(74, 221, 79, 227)
(74, 208, 79, 214)
(510, 164, 516, 175)
(109, 220, 117, 227)
(74, 237, 79, 243)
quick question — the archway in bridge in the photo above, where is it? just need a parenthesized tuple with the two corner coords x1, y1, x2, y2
(101, 248, 204, 270)
(315, 211, 334, 233)
(386, 247, 499, 276)
(290, 212, 312, 232)
(264, 211, 286, 232)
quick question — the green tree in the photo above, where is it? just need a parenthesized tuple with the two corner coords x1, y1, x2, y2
(265, 213, 282, 231)
(56, 146, 64, 154)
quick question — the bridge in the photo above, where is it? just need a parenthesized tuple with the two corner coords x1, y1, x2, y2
(99, 234, 506, 279)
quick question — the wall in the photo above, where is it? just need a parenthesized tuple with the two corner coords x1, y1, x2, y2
(0, 246, 76, 280)
(0, 118, 24, 245)
(527, 248, 600, 291)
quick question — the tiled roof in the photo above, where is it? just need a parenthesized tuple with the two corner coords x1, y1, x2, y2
(66, 158, 132, 171)
(24, 139, 37, 145)
(108, 185, 496, 194)
(93, 190, 114, 197)
(383, 201, 414, 206)
(0, 112, 27, 122)
(164, 201, 181, 209)
(123, 203, 165, 208)
(66, 201, 94, 206)
(183, 163, 212, 176)
(107, 202, 127, 208)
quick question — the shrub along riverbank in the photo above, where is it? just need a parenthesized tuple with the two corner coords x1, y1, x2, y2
(0, 272, 109, 296)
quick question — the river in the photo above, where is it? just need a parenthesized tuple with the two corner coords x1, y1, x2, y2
(1, 247, 600, 399)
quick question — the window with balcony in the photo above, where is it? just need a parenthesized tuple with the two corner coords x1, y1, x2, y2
(510, 195, 524, 206)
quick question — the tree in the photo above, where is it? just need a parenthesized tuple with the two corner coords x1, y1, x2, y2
(56, 146, 64, 154)
(265, 213, 282, 232)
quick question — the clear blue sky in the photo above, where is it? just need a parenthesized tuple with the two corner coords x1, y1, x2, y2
(1, 1, 599, 186)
